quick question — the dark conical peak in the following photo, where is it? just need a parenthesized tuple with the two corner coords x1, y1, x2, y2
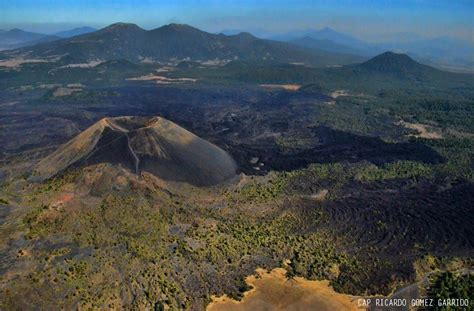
(370, 51, 414, 62)
(32, 116, 237, 186)
(359, 51, 427, 73)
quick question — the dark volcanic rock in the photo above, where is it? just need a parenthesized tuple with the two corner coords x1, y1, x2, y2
(32, 116, 237, 186)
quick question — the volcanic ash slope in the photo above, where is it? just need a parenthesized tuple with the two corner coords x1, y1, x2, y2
(33, 116, 237, 186)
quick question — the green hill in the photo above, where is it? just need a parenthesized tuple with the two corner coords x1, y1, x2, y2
(180, 51, 474, 93)
(353, 51, 440, 76)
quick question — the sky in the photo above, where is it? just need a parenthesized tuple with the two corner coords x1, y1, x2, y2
(1, 0, 473, 42)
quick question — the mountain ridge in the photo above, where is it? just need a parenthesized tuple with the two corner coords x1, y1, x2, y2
(53, 26, 97, 38)
(271, 27, 474, 71)
(0, 28, 59, 50)
(271, 27, 375, 55)
(6, 23, 364, 66)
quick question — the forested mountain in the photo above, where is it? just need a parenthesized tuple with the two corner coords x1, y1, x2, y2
(7, 23, 364, 66)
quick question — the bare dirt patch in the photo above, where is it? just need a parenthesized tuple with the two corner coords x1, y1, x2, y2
(330, 89, 350, 98)
(199, 59, 232, 66)
(127, 74, 197, 84)
(58, 60, 104, 69)
(156, 67, 174, 72)
(329, 90, 374, 100)
(0, 58, 49, 68)
(207, 267, 360, 311)
(52, 87, 83, 97)
(309, 189, 329, 201)
(397, 120, 442, 139)
(259, 84, 301, 91)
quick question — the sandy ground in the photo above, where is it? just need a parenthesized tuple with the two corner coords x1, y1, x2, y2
(156, 67, 174, 72)
(58, 60, 104, 69)
(199, 59, 232, 66)
(0, 58, 49, 68)
(259, 84, 301, 91)
(310, 189, 329, 201)
(397, 120, 442, 139)
(67, 83, 85, 88)
(329, 90, 374, 100)
(127, 74, 197, 84)
(290, 62, 305, 65)
(139, 57, 156, 64)
(207, 268, 361, 311)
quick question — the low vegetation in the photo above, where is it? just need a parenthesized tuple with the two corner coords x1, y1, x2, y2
(423, 272, 474, 311)
(1, 51, 473, 309)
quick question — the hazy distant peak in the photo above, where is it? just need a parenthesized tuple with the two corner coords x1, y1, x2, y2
(9, 28, 27, 34)
(54, 26, 96, 38)
(231, 32, 256, 40)
(154, 23, 202, 33)
(300, 35, 332, 43)
(0, 28, 57, 50)
(100, 22, 144, 32)
(319, 27, 337, 33)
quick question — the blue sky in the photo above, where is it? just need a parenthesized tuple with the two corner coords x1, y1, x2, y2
(1, 0, 473, 42)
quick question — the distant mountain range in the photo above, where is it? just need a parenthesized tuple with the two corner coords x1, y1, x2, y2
(2, 23, 473, 71)
(53, 26, 96, 38)
(290, 36, 365, 57)
(267, 27, 474, 72)
(5, 23, 365, 67)
(272, 27, 376, 56)
(0, 26, 96, 51)
(0, 29, 59, 50)
(160, 51, 470, 98)
(294, 51, 472, 95)
(378, 36, 474, 72)
(218, 28, 275, 39)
